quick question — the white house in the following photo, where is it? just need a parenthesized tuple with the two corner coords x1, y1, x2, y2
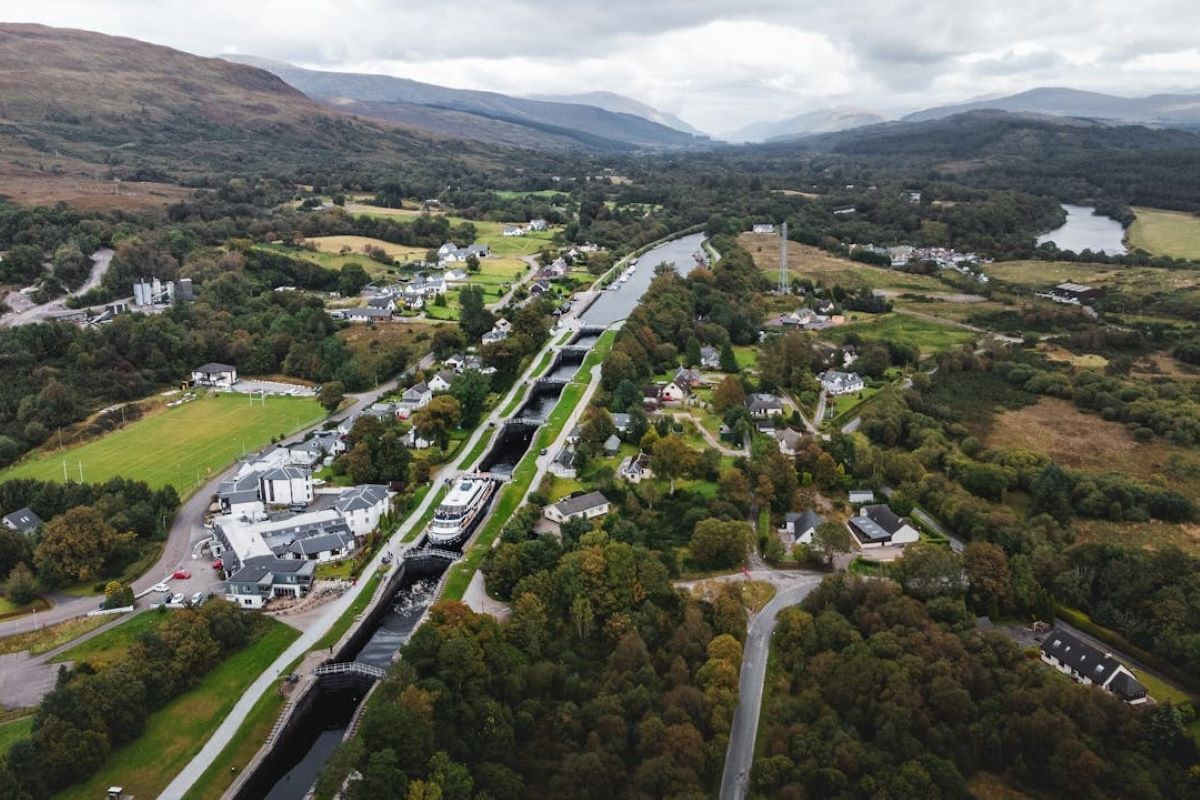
(549, 445, 578, 478)
(428, 370, 455, 393)
(699, 345, 720, 370)
(482, 328, 508, 345)
(344, 307, 393, 323)
(781, 510, 825, 545)
(405, 427, 434, 449)
(746, 393, 785, 417)
(660, 381, 691, 403)
(192, 363, 237, 389)
(752, 223, 776, 234)
(1, 506, 42, 536)
(529, 218, 548, 231)
(544, 491, 611, 524)
(819, 370, 865, 396)
(259, 466, 313, 508)
(402, 381, 432, 408)
(617, 453, 652, 484)
(847, 504, 919, 548)
(1039, 628, 1148, 704)
(225, 557, 315, 609)
(774, 428, 804, 456)
(502, 224, 525, 237)
(334, 484, 393, 535)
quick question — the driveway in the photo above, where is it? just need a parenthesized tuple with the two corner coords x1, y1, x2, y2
(719, 576, 823, 800)
(0, 248, 115, 328)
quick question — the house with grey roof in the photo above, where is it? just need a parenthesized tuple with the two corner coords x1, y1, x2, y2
(1040, 628, 1148, 704)
(217, 473, 265, 516)
(549, 445, 578, 478)
(343, 306, 393, 323)
(847, 504, 919, 548)
(617, 452, 652, 484)
(259, 466, 313, 508)
(225, 556, 315, 609)
(428, 370, 456, 393)
(819, 370, 864, 396)
(603, 434, 621, 455)
(746, 392, 785, 417)
(335, 484, 393, 535)
(544, 491, 611, 524)
(699, 345, 720, 369)
(782, 510, 824, 545)
(1, 507, 41, 536)
(191, 362, 237, 388)
(611, 413, 632, 434)
(774, 427, 804, 456)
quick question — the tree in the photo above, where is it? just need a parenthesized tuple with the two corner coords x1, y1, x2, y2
(601, 350, 638, 392)
(690, 519, 751, 569)
(712, 376, 746, 415)
(612, 379, 642, 414)
(650, 435, 693, 494)
(719, 342, 739, 373)
(465, 253, 481, 273)
(338, 263, 370, 296)
(457, 285, 494, 339)
(449, 369, 490, 427)
(34, 507, 133, 586)
(812, 521, 852, 564)
(412, 396, 462, 450)
(318, 381, 346, 413)
(685, 337, 702, 367)
(964, 542, 1011, 608)
(431, 326, 465, 360)
(895, 543, 964, 599)
(4, 562, 37, 605)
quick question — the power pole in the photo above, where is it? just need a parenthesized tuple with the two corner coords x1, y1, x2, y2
(778, 221, 789, 294)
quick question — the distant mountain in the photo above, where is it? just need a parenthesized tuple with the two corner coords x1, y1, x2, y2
(905, 87, 1200, 129)
(526, 91, 708, 138)
(226, 56, 705, 151)
(0, 23, 474, 186)
(728, 107, 888, 142)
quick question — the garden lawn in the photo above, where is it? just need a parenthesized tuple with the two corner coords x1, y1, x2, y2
(2, 393, 325, 496)
(1128, 207, 1200, 260)
(832, 387, 879, 419)
(56, 620, 299, 800)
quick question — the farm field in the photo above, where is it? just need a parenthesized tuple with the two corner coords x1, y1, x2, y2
(983, 259, 1200, 296)
(304, 235, 426, 263)
(891, 298, 1015, 324)
(1128, 207, 1200, 259)
(0, 393, 325, 495)
(823, 313, 977, 356)
(56, 619, 299, 800)
(738, 232, 948, 293)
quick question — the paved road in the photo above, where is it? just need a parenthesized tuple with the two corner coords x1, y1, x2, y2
(0, 248, 115, 328)
(719, 577, 822, 800)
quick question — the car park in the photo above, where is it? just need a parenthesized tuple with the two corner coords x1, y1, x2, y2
(172, 570, 192, 580)
(191, 591, 206, 605)
(170, 593, 185, 605)
(152, 582, 170, 593)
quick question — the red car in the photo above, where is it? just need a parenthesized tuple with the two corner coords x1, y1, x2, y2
(211, 559, 223, 570)
(172, 570, 192, 580)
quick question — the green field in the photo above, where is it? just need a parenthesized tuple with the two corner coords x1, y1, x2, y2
(57, 620, 299, 800)
(53, 609, 168, 668)
(492, 190, 569, 201)
(825, 313, 976, 356)
(1, 393, 325, 495)
(983, 259, 1200, 296)
(0, 716, 32, 756)
(1128, 207, 1200, 259)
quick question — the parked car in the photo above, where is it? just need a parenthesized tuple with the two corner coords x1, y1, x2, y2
(211, 559, 223, 570)
(191, 592, 206, 605)
(152, 582, 170, 593)
(170, 593, 185, 605)
(172, 570, 192, 580)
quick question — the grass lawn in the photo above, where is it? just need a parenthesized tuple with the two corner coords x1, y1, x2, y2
(831, 387, 879, 419)
(577, 329, 616, 375)
(733, 345, 759, 371)
(459, 430, 494, 471)
(547, 476, 585, 502)
(314, 559, 356, 580)
(0, 614, 115, 656)
(983, 258, 1200, 296)
(52, 609, 168, 668)
(1128, 207, 1200, 259)
(57, 620, 300, 800)
(531, 349, 555, 377)
(0, 716, 33, 756)
(825, 313, 975, 357)
(2, 393, 325, 496)
(444, 218, 559, 257)
(180, 684, 286, 800)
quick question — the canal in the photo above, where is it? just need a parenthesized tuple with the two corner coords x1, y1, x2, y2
(243, 231, 707, 800)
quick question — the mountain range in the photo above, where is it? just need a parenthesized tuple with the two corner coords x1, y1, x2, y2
(225, 56, 705, 152)
(525, 91, 707, 138)
(727, 106, 889, 142)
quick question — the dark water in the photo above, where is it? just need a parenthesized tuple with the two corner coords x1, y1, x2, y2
(546, 359, 580, 381)
(580, 232, 706, 326)
(257, 688, 359, 800)
(264, 727, 347, 800)
(353, 578, 440, 666)
(572, 332, 600, 348)
(479, 422, 537, 474)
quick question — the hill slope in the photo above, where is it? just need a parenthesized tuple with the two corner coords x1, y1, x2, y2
(729, 106, 888, 142)
(906, 87, 1200, 129)
(526, 90, 708, 137)
(0, 23, 493, 199)
(226, 56, 704, 151)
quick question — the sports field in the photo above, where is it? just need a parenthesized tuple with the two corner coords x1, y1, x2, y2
(1128, 207, 1200, 259)
(0, 393, 325, 495)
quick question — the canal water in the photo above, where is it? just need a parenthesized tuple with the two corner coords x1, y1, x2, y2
(580, 232, 707, 326)
(1037, 204, 1126, 255)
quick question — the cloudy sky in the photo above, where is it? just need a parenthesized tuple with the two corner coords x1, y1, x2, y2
(5, 0, 1200, 135)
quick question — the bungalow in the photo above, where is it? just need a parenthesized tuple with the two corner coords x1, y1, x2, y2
(617, 452, 653, 484)
(529, 218, 548, 232)
(502, 224, 525, 237)
(428, 370, 456, 393)
(780, 308, 825, 328)
(847, 504, 919, 548)
(699, 345, 720, 369)
(660, 381, 691, 403)
(752, 223, 776, 234)
(544, 491, 611, 524)
(444, 269, 469, 283)
(482, 328, 509, 345)
(1039, 628, 1148, 704)
(673, 367, 704, 388)
(402, 381, 432, 408)
(611, 412, 632, 434)
(334, 484, 393, 535)
(746, 393, 785, 417)
(259, 466, 314, 508)
(549, 445, 578, 478)
(819, 370, 865, 396)
(848, 489, 876, 505)
(192, 362, 238, 389)
(344, 307, 393, 323)
(444, 353, 467, 372)
(782, 510, 825, 545)
(774, 428, 804, 456)
(1, 506, 41, 536)
(366, 296, 396, 311)
(364, 401, 397, 421)
(406, 427, 434, 449)
(529, 280, 551, 295)
(225, 556, 315, 609)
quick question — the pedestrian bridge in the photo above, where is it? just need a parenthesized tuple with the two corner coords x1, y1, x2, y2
(314, 661, 387, 681)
